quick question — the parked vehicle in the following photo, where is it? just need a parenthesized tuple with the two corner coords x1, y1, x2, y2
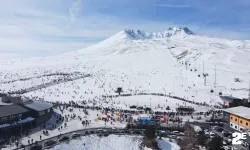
(216, 127, 223, 132)
(223, 132, 231, 137)
(29, 145, 42, 150)
(59, 136, 69, 142)
(173, 131, 179, 134)
(210, 132, 215, 138)
(45, 140, 57, 148)
(241, 141, 248, 147)
(71, 133, 81, 139)
(227, 139, 232, 145)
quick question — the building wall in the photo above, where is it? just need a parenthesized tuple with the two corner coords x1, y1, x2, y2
(35, 108, 53, 126)
(230, 114, 239, 125)
(225, 112, 250, 132)
(223, 111, 230, 125)
(229, 122, 239, 131)
(0, 111, 31, 125)
(35, 112, 52, 126)
(239, 117, 250, 128)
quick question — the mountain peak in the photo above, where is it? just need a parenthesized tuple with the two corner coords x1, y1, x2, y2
(111, 26, 195, 40)
(167, 27, 195, 36)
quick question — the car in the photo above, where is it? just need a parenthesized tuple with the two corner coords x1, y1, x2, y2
(45, 140, 57, 148)
(125, 130, 130, 134)
(230, 146, 237, 150)
(241, 141, 248, 147)
(227, 139, 232, 145)
(71, 133, 81, 138)
(169, 135, 176, 138)
(29, 145, 42, 150)
(223, 132, 231, 137)
(59, 136, 69, 142)
(216, 127, 223, 132)
(205, 131, 210, 137)
(223, 146, 230, 150)
(209, 132, 215, 138)
(173, 131, 179, 134)
(19, 144, 25, 148)
(222, 141, 227, 146)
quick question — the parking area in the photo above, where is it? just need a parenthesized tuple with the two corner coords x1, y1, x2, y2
(201, 125, 249, 150)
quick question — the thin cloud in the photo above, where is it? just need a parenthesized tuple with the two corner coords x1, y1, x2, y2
(155, 4, 190, 8)
(68, 0, 82, 27)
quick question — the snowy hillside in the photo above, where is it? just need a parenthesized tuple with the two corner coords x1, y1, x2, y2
(0, 27, 249, 110)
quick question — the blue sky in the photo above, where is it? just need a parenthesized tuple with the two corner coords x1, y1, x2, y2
(0, 0, 250, 56)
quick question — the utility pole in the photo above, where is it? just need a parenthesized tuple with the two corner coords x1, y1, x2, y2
(249, 72, 250, 102)
(214, 65, 217, 88)
(20, 119, 22, 138)
(203, 61, 204, 75)
(195, 60, 197, 71)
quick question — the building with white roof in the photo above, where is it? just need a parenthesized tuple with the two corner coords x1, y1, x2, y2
(223, 106, 250, 132)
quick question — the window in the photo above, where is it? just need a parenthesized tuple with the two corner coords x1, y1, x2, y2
(246, 122, 249, 126)
(230, 124, 233, 127)
(240, 120, 242, 124)
(235, 118, 237, 122)
(1, 117, 7, 122)
(231, 117, 233, 120)
(235, 126, 237, 129)
(9, 115, 15, 120)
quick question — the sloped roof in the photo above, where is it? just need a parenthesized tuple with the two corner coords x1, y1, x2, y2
(0, 105, 29, 118)
(220, 96, 240, 100)
(223, 106, 250, 120)
(22, 100, 53, 111)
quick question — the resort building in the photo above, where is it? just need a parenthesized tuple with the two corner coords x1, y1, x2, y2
(223, 106, 250, 132)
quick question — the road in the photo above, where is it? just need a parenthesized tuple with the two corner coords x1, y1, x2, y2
(16, 127, 183, 150)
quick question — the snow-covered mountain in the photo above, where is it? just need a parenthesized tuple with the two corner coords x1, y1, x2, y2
(107, 26, 195, 40)
(0, 27, 250, 109)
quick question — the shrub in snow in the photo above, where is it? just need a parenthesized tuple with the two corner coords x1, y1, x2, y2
(219, 92, 222, 95)
(210, 89, 214, 93)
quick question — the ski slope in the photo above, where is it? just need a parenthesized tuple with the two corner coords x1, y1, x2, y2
(0, 27, 249, 111)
